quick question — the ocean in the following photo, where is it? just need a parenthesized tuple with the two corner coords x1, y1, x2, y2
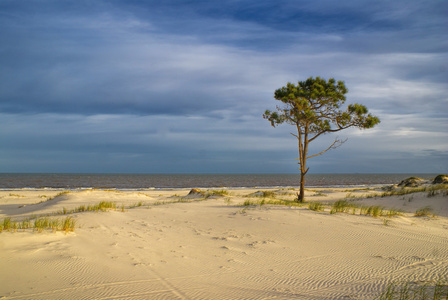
(0, 173, 439, 190)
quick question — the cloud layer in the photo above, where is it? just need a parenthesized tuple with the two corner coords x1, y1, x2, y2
(0, 0, 447, 173)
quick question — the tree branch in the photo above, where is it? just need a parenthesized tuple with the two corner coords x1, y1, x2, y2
(307, 125, 352, 143)
(306, 138, 347, 159)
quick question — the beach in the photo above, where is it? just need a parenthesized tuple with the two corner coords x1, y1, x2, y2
(1, 185, 447, 299)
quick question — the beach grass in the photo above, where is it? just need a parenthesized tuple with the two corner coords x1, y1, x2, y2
(337, 184, 448, 200)
(330, 200, 356, 214)
(0, 216, 76, 233)
(308, 202, 324, 211)
(378, 280, 448, 299)
(206, 190, 229, 197)
(241, 198, 302, 208)
(415, 206, 436, 217)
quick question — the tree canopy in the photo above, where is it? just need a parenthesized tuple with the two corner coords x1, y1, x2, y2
(264, 77, 380, 201)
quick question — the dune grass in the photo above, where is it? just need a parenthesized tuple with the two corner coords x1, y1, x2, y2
(206, 190, 229, 197)
(308, 202, 325, 212)
(415, 206, 436, 217)
(241, 198, 302, 208)
(379, 280, 448, 299)
(328, 200, 404, 218)
(340, 185, 448, 201)
(0, 216, 76, 233)
(330, 200, 356, 214)
(58, 201, 118, 215)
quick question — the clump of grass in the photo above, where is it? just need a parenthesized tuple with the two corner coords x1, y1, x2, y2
(75, 205, 86, 212)
(365, 205, 384, 217)
(308, 202, 325, 212)
(56, 201, 118, 215)
(1, 216, 76, 233)
(345, 193, 358, 199)
(61, 216, 76, 232)
(330, 200, 356, 214)
(386, 208, 403, 217)
(9, 193, 25, 197)
(243, 199, 257, 206)
(259, 199, 303, 207)
(415, 206, 435, 217)
(378, 280, 448, 300)
(95, 201, 117, 211)
(380, 185, 448, 198)
(47, 191, 71, 201)
(130, 201, 144, 208)
(1, 217, 12, 231)
(206, 190, 229, 197)
(241, 198, 293, 208)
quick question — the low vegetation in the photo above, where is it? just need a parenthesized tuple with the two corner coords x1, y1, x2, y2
(340, 185, 448, 201)
(378, 280, 448, 299)
(206, 190, 229, 197)
(308, 202, 324, 211)
(0, 216, 76, 233)
(241, 198, 303, 208)
(415, 206, 436, 217)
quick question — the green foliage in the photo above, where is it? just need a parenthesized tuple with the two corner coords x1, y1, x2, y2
(264, 77, 380, 202)
(130, 201, 144, 208)
(264, 77, 380, 133)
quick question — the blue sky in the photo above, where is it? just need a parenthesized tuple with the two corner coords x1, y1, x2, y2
(0, 0, 447, 173)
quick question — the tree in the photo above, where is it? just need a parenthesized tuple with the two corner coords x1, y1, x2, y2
(263, 77, 380, 202)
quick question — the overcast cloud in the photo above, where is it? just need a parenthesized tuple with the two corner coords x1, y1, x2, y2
(0, 0, 447, 173)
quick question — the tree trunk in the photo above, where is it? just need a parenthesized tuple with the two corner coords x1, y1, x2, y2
(298, 171, 305, 202)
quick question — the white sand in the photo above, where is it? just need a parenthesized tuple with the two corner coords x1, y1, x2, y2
(1, 187, 447, 299)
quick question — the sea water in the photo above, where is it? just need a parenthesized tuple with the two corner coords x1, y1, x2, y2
(0, 173, 439, 190)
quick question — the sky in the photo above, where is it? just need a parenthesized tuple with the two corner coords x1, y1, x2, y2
(0, 0, 447, 174)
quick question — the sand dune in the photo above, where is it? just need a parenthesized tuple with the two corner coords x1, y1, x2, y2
(1, 187, 447, 299)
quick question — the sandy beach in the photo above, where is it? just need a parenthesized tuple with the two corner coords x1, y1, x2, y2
(1, 186, 447, 299)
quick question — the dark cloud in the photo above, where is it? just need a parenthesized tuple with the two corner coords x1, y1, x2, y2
(0, 0, 446, 173)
